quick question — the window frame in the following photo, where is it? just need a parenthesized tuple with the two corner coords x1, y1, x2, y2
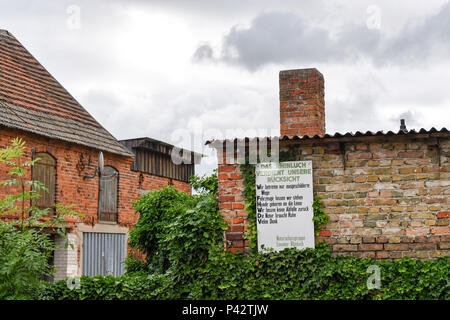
(31, 152, 57, 216)
(98, 165, 119, 223)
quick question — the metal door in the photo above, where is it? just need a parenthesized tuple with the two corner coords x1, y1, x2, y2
(82, 232, 126, 277)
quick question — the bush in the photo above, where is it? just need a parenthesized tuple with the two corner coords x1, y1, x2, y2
(127, 186, 227, 273)
(0, 221, 55, 299)
(0, 138, 82, 299)
(36, 173, 449, 301)
(35, 273, 172, 300)
(38, 243, 449, 300)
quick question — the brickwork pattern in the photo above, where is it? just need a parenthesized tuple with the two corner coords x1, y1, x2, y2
(218, 163, 249, 253)
(217, 135, 450, 260)
(280, 68, 325, 137)
(0, 127, 192, 277)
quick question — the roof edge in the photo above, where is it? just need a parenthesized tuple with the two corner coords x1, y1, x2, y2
(205, 127, 450, 146)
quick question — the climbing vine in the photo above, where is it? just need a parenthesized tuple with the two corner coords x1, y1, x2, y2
(240, 163, 257, 252)
(312, 197, 329, 236)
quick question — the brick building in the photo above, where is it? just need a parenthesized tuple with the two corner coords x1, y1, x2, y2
(0, 29, 199, 280)
(207, 68, 449, 260)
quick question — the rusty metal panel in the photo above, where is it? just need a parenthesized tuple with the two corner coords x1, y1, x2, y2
(82, 232, 126, 277)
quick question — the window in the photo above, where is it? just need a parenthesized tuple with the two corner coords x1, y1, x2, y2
(32, 152, 56, 216)
(98, 166, 118, 222)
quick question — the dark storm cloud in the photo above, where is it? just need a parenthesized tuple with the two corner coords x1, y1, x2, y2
(194, 2, 450, 71)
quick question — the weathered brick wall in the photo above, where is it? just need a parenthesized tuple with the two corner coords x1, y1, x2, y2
(0, 127, 192, 276)
(139, 172, 192, 195)
(280, 68, 325, 137)
(218, 163, 249, 253)
(0, 127, 138, 228)
(0, 127, 191, 226)
(216, 134, 450, 260)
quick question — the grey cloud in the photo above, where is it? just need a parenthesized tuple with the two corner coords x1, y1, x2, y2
(220, 12, 339, 70)
(326, 91, 380, 134)
(194, 2, 450, 71)
(388, 111, 423, 131)
(192, 43, 215, 63)
(374, 2, 450, 66)
(194, 11, 380, 71)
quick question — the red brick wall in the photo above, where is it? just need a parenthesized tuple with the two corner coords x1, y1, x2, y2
(218, 163, 249, 253)
(280, 68, 325, 137)
(215, 134, 450, 260)
(0, 127, 191, 227)
(139, 172, 192, 195)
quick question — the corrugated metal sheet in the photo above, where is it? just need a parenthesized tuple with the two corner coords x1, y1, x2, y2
(205, 127, 449, 146)
(82, 233, 126, 277)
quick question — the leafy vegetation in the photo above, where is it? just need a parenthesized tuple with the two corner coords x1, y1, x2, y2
(1, 151, 445, 301)
(37, 170, 450, 300)
(127, 184, 227, 274)
(38, 242, 449, 300)
(189, 169, 218, 198)
(0, 138, 82, 299)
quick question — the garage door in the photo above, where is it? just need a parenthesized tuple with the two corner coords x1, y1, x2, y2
(82, 232, 126, 277)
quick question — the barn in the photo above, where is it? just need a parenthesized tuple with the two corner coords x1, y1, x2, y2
(0, 29, 200, 280)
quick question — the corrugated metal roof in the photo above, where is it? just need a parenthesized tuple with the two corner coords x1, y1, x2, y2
(120, 137, 205, 162)
(0, 29, 133, 157)
(205, 127, 449, 146)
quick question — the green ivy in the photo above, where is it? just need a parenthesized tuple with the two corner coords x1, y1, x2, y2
(240, 163, 257, 252)
(35, 171, 449, 301)
(127, 186, 227, 273)
(312, 197, 329, 236)
(37, 244, 450, 300)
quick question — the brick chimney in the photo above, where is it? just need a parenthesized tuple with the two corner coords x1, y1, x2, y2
(279, 68, 325, 137)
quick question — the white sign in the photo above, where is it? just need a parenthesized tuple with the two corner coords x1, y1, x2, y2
(256, 161, 314, 252)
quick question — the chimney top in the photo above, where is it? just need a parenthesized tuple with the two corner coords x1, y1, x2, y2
(279, 68, 325, 137)
(400, 119, 408, 133)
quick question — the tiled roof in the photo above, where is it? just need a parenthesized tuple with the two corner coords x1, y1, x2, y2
(206, 127, 449, 146)
(0, 30, 133, 157)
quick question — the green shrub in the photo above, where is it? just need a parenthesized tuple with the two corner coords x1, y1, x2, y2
(37, 172, 449, 301)
(0, 221, 55, 300)
(38, 243, 449, 300)
(0, 138, 82, 299)
(189, 169, 218, 198)
(127, 186, 227, 273)
(35, 273, 172, 300)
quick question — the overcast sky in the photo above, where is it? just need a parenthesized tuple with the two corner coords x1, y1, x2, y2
(1, 0, 450, 176)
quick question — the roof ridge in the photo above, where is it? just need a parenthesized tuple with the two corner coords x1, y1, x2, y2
(0, 30, 133, 157)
